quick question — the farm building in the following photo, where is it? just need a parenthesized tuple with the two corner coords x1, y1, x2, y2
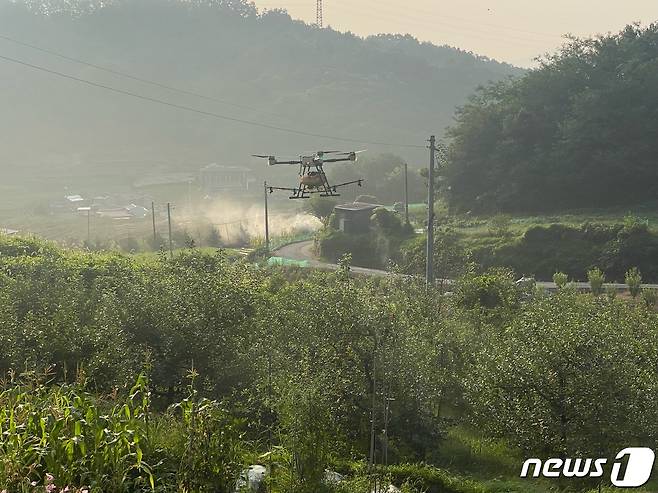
(333, 202, 381, 234)
(199, 163, 254, 195)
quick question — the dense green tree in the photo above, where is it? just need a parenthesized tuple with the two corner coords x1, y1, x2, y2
(304, 195, 339, 221)
(465, 291, 658, 457)
(445, 24, 658, 213)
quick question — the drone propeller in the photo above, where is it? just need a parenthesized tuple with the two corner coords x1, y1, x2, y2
(252, 154, 280, 166)
(347, 150, 368, 161)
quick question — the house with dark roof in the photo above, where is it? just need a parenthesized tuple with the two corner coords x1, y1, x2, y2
(333, 202, 382, 234)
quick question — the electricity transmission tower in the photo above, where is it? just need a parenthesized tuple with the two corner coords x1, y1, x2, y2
(316, 0, 323, 27)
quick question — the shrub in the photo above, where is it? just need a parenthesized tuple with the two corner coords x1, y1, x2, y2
(304, 195, 339, 221)
(605, 285, 618, 301)
(317, 209, 412, 269)
(147, 232, 166, 251)
(456, 269, 519, 312)
(118, 235, 141, 253)
(487, 214, 511, 238)
(341, 463, 484, 493)
(475, 222, 658, 282)
(206, 226, 223, 247)
(400, 229, 471, 280)
(172, 228, 194, 249)
(625, 267, 642, 298)
(587, 267, 605, 296)
(642, 289, 658, 308)
(553, 271, 568, 289)
(316, 229, 378, 267)
(0, 234, 59, 257)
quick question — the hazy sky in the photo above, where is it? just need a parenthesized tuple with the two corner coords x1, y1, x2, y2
(252, 0, 656, 67)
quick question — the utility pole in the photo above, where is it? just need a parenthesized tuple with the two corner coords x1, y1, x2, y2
(403, 162, 409, 225)
(383, 396, 395, 466)
(316, 0, 323, 27)
(267, 347, 273, 493)
(264, 181, 270, 251)
(167, 202, 173, 258)
(368, 334, 378, 471)
(87, 207, 91, 245)
(426, 136, 436, 286)
(151, 201, 157, 246)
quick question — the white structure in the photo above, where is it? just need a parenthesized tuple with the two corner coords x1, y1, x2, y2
(96, 204, 149, 220)
(234, 465, 267, 492)
(200, 163, 253, 195)
(126, 204, 149, 218)
(65, 194, 85, 204)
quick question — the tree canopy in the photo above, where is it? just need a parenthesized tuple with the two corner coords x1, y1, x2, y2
(445, 23, 658, 213)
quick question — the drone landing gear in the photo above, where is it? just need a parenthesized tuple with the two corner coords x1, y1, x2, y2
(267, 177, 363, 200)
(288, 184, 342, 199)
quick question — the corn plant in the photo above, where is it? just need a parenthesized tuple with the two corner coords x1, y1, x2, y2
(169, 371, 247, 493)
(0, 373, 156, 492)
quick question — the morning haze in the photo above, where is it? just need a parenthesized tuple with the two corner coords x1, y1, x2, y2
(3, 1, 658, 490)
(0, 0, 519, 224)
(254, 0, 658, 66)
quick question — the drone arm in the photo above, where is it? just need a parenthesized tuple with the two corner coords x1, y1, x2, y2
(267, 186, 299, 193)
(331, 179, 364, 189)
(322, 157, 353, 164)
(273, 160, 302, 166)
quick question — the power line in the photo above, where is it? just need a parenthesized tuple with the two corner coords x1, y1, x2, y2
(329, 3, 559, 48)
(259, 0, 564, 41)
(0, 52, 425, 149)
(0, 33, 282, 118)
(372, 0, 564, 40)
(257, 0, 563, 47)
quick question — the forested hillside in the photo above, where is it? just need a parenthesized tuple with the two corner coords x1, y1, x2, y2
(445, 23, 658, 213)
(0, 0, 520, 198)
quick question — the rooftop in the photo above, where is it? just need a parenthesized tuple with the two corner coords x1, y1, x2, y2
(334, 202, 382, 212)
(201, 163, 251, 172)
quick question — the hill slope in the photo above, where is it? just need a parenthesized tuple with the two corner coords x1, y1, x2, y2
(0, 0, 520, 208)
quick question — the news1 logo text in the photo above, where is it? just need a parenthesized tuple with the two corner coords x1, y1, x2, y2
(521, 448, 656, 487)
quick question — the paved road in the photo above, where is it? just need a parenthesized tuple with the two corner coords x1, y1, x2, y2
(273, 240, 391, 277)
(274, 240, 658, 291)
